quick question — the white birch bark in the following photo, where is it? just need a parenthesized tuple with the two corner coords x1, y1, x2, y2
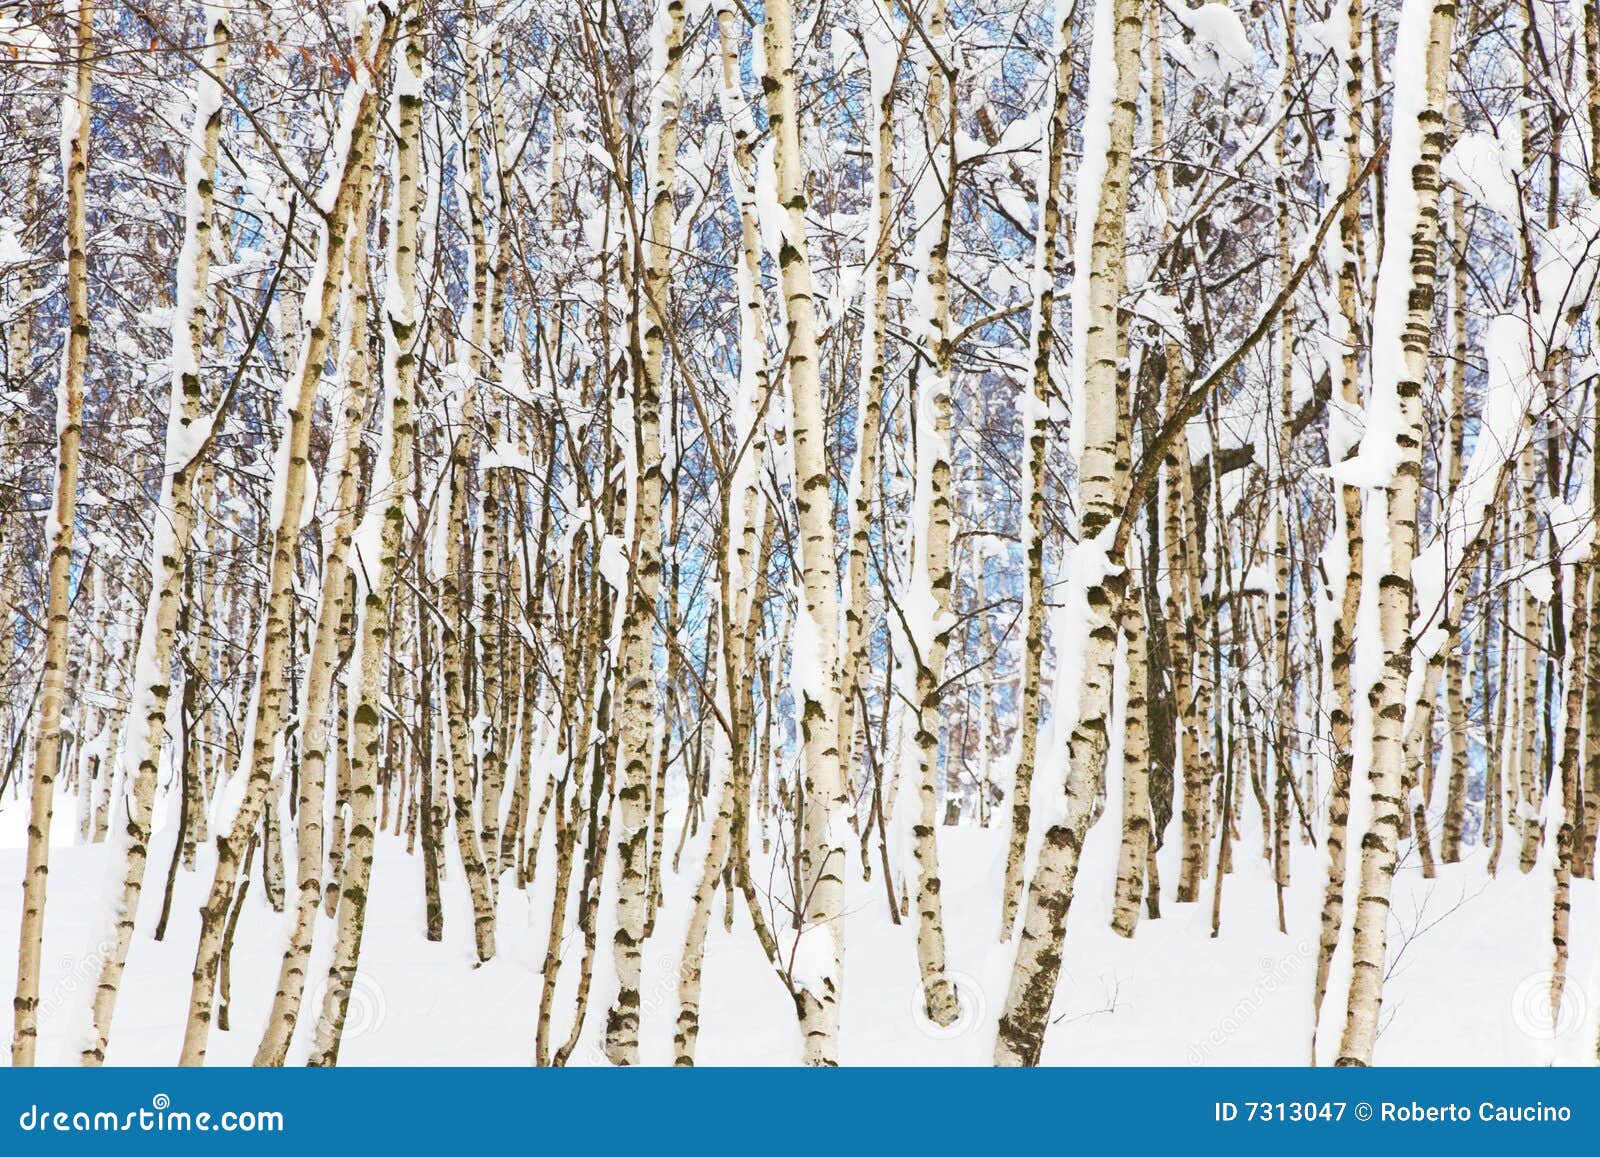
(255, 82, 383, 1066)
(762, 0, 848, 1066)
(437, 0, 497, 965)
(999, 0, 1074, 943)
(901, 0, 958, 1025)
(837, 0, 896, 808)
(1335, 0, 1455, 1067)
(11, 0, 92, 1067)
(995, 0, 1143, 1066)
(78, 7, 227, 1066)
(177, 6, 396, 1065)
(1311, 0, 1365, 1049)
(602, 0, 685, 1066)
(306, 3, 423, 1063)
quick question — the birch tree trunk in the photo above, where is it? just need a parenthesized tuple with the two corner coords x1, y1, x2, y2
(674, 158, 770, 1060)
(763, 0, 848, 1066)
(1146, 5, 1212, 909)
(1514, 449, 1543, 874)
(1439, 117, 1471, 862)
(837, 0, 896, 820)
(903, 0, 959, 1025)
(602, 0, 685, 1067)
(995, 0, 1143, 1066)
(1336, 0, 1455, 1068)
(178, 8, 396, 1065)
(1270, 0, 1299, 929)
(80, 7, 227, 1066)
(1312, 0, 1365, 1039)
(1000, 0, 1073, 940)
(1111, 541, 1150, 937)
(0, 141, 39, 633)
(477, 42, 516, 896)
(306, 5, 422, 1063)
(437, 0, 497, 963)
(1584, 371, 1600, 878)
(255, 77, 383, 1066)
(11, 0, 92, 1067)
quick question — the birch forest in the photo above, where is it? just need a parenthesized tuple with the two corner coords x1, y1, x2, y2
(1, 0, 1599, 1068)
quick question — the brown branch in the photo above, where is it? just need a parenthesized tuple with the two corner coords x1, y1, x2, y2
(1114, 142, 1388, 560)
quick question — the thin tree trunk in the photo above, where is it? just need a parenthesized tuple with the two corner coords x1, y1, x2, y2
(903, 0, 959, 1026)
(1439, 106, 1471, 861)
(1000, 0, 1073, 940)
(1111, 549, 1151, 937)
(1270, 0, 1300, 932)
(995, 0, 1144, 1067)
(437, 0, 497, 965)
(671, 6, 775, 1067)
(255, 64, 386, 1064)
(177, 11, 396, 1065)
(12, 0, 92, 1067)
(602, 0, 685, 1067)
(1336, 0, 1455, 1068)
(763, 0, 848, 1066)
(305, 8, 423, 1066)
(837, 0, 896, 833)
(1312, 0, 1365, 1044)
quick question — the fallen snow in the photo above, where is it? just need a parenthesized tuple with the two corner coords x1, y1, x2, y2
(1, 776, 1591, 1066)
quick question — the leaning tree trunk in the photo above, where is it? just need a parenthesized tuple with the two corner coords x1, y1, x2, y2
(255, 80, 383, 1066)
(80, 7, 227, 1067)
(306, 5, 423, 1065)
(177, 9, 395, 1065)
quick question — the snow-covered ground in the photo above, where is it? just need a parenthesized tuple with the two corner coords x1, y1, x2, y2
(2, 777, 1593, 1066)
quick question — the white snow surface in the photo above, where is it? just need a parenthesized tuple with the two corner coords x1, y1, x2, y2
(2, 780, 1592, 1065)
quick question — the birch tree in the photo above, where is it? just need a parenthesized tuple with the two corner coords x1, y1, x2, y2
(603, 0, 685, 1067)
(79, 4, 227, 1066)
(995, 0, 1145, 1066)
(900, 0, 960, 1026)
(763, 0, 848, 1066)
(1335, 0, 1456, 1067)
(177, 4, 397, 1065)
(11, 0, 92, 1068)
(306, 2, 423, 1065)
